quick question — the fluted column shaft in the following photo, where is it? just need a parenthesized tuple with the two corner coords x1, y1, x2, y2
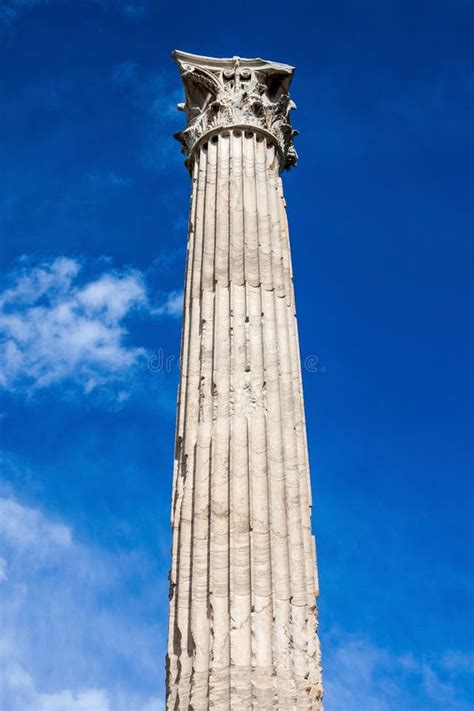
(167, 127, 322, 710)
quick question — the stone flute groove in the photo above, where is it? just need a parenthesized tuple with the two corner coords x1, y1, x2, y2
(167, 51, 323, 710)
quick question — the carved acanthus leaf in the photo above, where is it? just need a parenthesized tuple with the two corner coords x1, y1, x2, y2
(172, 50, 299, 171)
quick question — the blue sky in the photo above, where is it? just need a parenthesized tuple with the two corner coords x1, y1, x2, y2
(0, 1, 472, 709)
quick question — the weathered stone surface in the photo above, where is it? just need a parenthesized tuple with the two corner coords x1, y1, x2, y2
(173, 50, 299, 171)
(167, 51, 323, 710)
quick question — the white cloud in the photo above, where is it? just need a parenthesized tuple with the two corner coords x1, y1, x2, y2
(151, 290, 183, 318)
(0, 257, 179, 399)
(2, 660, 165, 711)
(0, 492, 167, 711)
(3, 665, 111, 711)
(0, 497, 72, 549)
(77, 271, 145, 320)
(0, 256, 80, 306)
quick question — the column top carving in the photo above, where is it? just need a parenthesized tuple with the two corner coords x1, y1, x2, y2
(172, 50, 299, 172)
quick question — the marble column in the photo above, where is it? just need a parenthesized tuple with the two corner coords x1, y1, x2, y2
(166, 51, 323, 710)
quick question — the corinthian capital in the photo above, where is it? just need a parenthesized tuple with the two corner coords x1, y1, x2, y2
(172, 50, 299, 171)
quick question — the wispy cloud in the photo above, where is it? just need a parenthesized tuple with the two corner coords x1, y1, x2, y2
(2, 664, 164, 711)
(304, 67, 472, 163)
(0, 496, 72, 548)
(148, 247, 185, 274)
(0, 555, 8, 581)
(151, 290, 183, 318)
(117, 1, 150, 19)
(0, 0, 46, 26)
(0, 256, 180, 400)
(0, 0, 153, 26)
(324, 632, 474, 711)
(111, 60, 183, 114)
(97, 0, 152, 18)
(0, 488, 167, 710)
(88, 172, 133, 188)
(110, 61, 184, 172)
(111, 60, 139, 87)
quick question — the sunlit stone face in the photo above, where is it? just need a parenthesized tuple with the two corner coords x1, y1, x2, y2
(167, 51, 323, 711)
(173, 50, 299, 171)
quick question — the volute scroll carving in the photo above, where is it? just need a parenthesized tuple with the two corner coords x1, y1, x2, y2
(173, 50, 299, 171)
